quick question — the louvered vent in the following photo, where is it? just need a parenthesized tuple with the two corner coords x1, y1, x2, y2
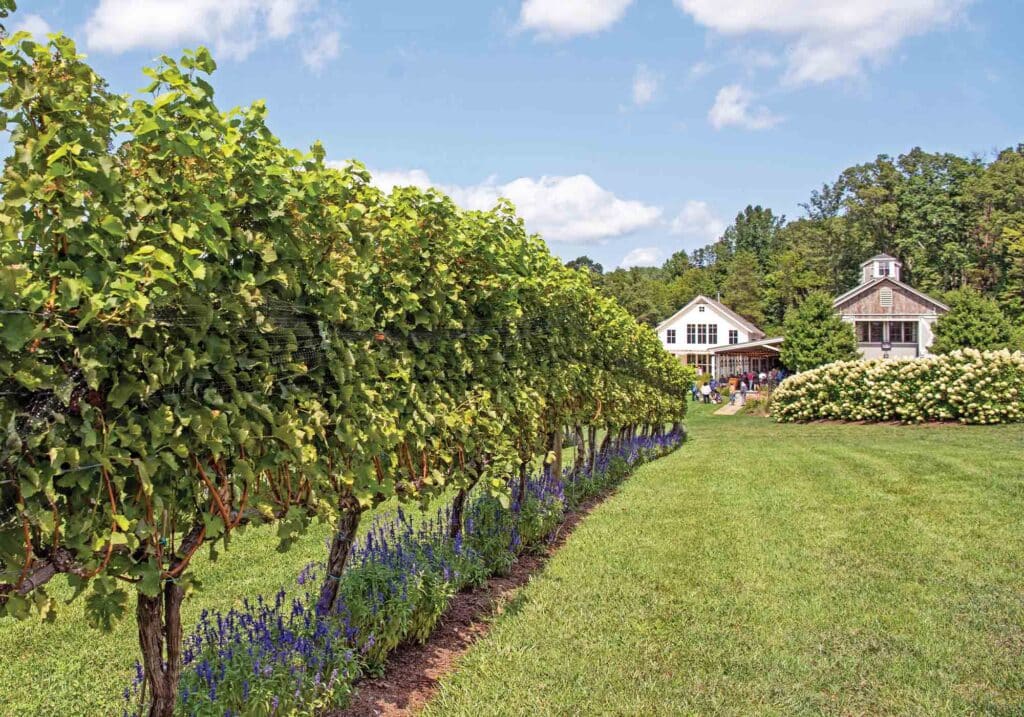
(880, 287, 893, 307)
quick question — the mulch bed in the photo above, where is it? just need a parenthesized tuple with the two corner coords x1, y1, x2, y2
(329, 495, 604, 717)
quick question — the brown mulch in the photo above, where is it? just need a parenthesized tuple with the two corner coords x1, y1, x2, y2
(329, 496, 604, 717)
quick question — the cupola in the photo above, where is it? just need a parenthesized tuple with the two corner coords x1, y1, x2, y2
(860, 254, 901, 284)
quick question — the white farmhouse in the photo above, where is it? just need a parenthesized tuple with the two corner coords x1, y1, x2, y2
(833, 254, 949, 360)
(655, 295, 765, 375)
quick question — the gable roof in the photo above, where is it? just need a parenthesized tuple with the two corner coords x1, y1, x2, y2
(833, 276, 949, 313)
(656, 294, 765, 338)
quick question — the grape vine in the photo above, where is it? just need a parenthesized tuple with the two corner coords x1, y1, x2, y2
(0, 33, 693, 716)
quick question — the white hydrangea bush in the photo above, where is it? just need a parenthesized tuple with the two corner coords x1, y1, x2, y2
(772, 349, 1024, 424)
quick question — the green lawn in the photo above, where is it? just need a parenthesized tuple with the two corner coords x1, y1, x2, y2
(4, 407, 1023, 715)
(0, 501, 408, 716)
(425, 403, 1024, 716)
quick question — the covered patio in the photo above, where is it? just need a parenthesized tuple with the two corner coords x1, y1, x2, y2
(707, 337, 785, 377)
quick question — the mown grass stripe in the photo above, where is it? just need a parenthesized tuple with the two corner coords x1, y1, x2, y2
(423, 406, 1024, 716)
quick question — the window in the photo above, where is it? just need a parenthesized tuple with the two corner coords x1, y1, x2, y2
(685, 323, 717, 345)
(856, 321, 884, 343)
(729, 329, 739, 344)
(698, 305, 705, 312)
(890, 321, 917, 344)
(905, 322, 917, 343)
(878, 262, 890, 277)
(687, 354, 711, 373)
(666, 329, 676, 344)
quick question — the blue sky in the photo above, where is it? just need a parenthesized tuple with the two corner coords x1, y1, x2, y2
(13, 1, 1024, 270)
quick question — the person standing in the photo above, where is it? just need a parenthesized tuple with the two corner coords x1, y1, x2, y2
(740, 379, 748, 405)
(701, 382, 712, 404)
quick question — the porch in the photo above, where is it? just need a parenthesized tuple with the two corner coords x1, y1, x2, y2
(706, 337, 785, 378)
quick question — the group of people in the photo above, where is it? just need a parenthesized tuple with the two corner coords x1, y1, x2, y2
(689, 367, 788, 406)
(691, 377, 731, 404)
(733, 368, 787, 391)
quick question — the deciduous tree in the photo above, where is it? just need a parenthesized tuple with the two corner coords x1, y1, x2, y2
(780, 292, 859, 372)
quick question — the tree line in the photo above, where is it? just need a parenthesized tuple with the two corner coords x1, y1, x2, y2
(571, 145, 1024, 337)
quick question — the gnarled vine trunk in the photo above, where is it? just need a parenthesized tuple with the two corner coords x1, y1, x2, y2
(317, 492, 362, 615)
(449, 475, 480, 540)
(137, 581, 184, 717)
(587, 425, 598, 473)
(550, 428, 563, 482)
(450, 459, 483, 540)
(516, 460, 528, 511)
(598, 427, 613, 459)
(572, 424, 586, 476)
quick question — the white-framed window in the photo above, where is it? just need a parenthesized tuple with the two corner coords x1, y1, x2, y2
(686, 324, 696, 343)
(698, 305, 705, 312)
(708, 325, 718, 344)
(729, 330, 738, 344)
(666, 329, 676, 344)
(697, 324, 708, 344)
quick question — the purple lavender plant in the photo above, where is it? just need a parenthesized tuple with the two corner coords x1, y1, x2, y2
(121, 429, 684, 716)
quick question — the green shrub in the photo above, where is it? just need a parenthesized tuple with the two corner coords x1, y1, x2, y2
(932, 288, 1015, 353)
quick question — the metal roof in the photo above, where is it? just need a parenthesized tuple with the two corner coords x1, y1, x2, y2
(706, 336, 784, 355)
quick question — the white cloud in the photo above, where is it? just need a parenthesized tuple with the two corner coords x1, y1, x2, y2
(454, 175, 661, 242)
(362, 167, 661, 244)
(366, 168, 434, 193)
(674, 0, 969, 85)
(266, 0, 305, 38)
(13, 14, 52, 37)
(632, 64, 658, 106)
(689, 60, 713, 79)
(708, 84, 781, 130)
(302, 29, 340, 72)
(619, 246, 661, 269)
(519, 0, 635, 39)
(670, 200, 726, 244)
(83, 0, 329, 63)
(731, 48, 780, 73)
